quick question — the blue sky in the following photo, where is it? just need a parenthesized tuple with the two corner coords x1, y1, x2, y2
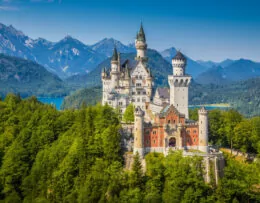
(0, 0, 259, 62)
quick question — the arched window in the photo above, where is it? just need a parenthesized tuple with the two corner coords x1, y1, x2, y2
(169, 137, 176, 147)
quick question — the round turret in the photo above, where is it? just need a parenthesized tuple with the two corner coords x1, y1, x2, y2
(134, 106, 145, 157)
(172, 51, 186, 76)
(198, 107, 209, 153)
(135, 24, 148, 61)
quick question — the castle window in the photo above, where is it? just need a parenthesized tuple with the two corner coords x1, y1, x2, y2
(132, 99, 135, 102)
(139, 76, 142, 79)
(187, 130, 190, 133)
(153, 131, 156, 135)
(138, 91, 141, 95)
(194, 138, 196, 142)
(201, 121, 202, 124)
(137, 98, 140, 102)
(142, 98, 146, 102)
(168, 120, 170, 124)
(143, 91, 146, 95)
(119, 102, 123, 106)
(154, 140, 156, 144)
(173, 120, 176, 124)
(145, 130, 150, 135)
(132, 92, 135, 95)
(146, 140, 149, 144)
(193, 130, 196, 133)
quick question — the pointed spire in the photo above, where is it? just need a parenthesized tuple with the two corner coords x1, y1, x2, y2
(136, 23, 146, 42)
(111, 47, 118, 61)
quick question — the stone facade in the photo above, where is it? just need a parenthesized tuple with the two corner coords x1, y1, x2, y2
(102, 24, 152, 113)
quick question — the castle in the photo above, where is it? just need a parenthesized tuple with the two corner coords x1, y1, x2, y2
(102, 24, 209, 157)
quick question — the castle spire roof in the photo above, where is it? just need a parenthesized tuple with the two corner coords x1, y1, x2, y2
(136, 23, 146, 42)
(111, 47, 118, 61)
(173, 51, 186, 61)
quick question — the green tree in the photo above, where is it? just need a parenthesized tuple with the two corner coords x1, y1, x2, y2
(123, 104, 134, 123)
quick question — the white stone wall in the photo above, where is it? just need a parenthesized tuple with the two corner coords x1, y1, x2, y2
(168, 75, 191, 118)
(198, 109, 209, 153)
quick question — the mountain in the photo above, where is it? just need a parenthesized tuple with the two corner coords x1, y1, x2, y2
(160, 47, 208, 77)
(196, 59, 260, 84)
(0, 54, 67, 97)
(197, 59, 234, 69)
(0, 23, 107, 78)
(0, 23, 36, 61)
(36, 35, 106, 78)
(196, 60, 218, 68)
(90, 38, 135, 57)
(65, 49, 172, 89)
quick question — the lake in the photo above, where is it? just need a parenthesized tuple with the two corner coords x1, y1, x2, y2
(37, 97, 64, 110)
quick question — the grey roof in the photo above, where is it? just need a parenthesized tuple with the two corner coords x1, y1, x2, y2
(136, 23, 146, 42)
(111, 47, 118, 61)
(157, 87, 170, 99)
(159, 104, 185, 118)
(173, 51, 186, 61)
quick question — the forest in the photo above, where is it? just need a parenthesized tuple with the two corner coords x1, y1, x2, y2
(0, 94, 259, 203)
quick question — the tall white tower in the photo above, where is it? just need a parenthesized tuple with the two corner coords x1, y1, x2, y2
(168, 51, 191, 118)
(135, 23, 148, 62)
(198, 107, 209, 153)
(133, 106, 145, 158)
(110, 47, 119, 89)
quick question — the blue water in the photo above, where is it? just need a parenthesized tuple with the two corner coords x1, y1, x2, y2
(37, 97, 64, 110)
(189, 105, 230, 110)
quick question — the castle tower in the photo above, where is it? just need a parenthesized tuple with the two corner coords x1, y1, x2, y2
(133, 106, 145, 158)
(135, 23, 148, 62)
(110, 47, 120, 88)
(198, 107, 209, 153)
(146, 68, 153, 98)
(168, 51, 191, 118)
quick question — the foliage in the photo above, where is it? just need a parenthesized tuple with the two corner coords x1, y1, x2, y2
(123, 104, 135, 123)
(61, 86, 102, 109)
(0, 95, 259, 202)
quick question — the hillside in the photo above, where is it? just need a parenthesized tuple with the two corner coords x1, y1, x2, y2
(196, 59, 260, 84)
(65, 49, 173, 88)
(0, 54, 67, 97)
(189, 77, 260, 117)
(61, 86, 102, 109)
